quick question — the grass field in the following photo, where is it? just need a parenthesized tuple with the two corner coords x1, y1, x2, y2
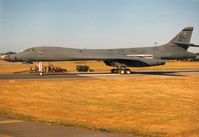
(0, 61, 199, 137)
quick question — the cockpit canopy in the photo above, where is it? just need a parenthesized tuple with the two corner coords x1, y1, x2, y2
(23, 48, 36, 52)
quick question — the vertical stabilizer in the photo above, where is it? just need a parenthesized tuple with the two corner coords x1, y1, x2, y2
(168, 27, 193, 44)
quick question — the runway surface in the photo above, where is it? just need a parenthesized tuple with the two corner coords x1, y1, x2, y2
(0, 69, 199, 81)
(0, 117, 135, 137)
(0, 73, 95, 81)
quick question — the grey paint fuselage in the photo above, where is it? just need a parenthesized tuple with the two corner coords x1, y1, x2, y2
(2, 27, 198, 68)
(13, 45, 195, 62)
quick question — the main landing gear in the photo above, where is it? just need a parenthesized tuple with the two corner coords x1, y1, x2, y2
(111, 67, 131, 74)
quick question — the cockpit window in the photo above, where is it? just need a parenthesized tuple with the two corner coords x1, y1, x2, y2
(23, 48, 35, 52)
(23, 48, 31, 52)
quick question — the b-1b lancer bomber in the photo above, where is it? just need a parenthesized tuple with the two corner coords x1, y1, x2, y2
(1, 27, 199, 75)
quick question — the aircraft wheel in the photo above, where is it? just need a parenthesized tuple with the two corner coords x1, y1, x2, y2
(119, 70, 125, 74)
(125, 69, 131, 74)
(111, 69, 118, 74)
(111, 69, 114, 73)
(111, 69, 130, 74)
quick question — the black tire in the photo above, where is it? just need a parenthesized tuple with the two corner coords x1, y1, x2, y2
(111, 69, 118, 74)
(119, 69, 125, 74)
(125, 69, 131, 74)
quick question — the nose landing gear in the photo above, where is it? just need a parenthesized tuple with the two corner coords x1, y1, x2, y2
(37, 62, 43, 76)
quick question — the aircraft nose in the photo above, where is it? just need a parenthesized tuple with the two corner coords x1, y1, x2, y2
(1, 54, 17, 62)
(0, 55, 10, 61)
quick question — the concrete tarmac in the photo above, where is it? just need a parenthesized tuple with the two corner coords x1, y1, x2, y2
(0, 70, 199, 81)
(0, 73, 95, 81)
(0, 117, 135, 137)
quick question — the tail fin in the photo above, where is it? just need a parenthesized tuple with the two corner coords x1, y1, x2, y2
(168, 27, 193, 50)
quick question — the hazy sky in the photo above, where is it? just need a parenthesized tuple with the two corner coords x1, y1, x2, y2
(0, 0, 199, 52)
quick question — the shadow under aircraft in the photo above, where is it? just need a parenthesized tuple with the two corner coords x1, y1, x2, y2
(1, 27, 199, 75)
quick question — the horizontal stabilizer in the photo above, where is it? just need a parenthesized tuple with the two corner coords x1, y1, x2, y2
(188, 44, 199, 47)
(175, 42, 199, 47)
